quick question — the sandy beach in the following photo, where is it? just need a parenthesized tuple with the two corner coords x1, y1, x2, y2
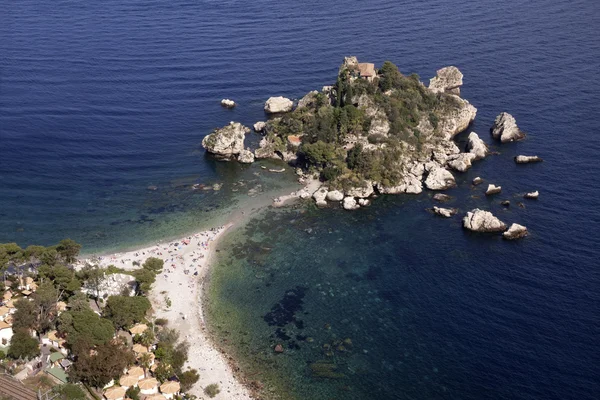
(80, 177, 321, 399)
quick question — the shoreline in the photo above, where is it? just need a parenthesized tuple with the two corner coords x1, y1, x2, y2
(83, 178, 318, 399)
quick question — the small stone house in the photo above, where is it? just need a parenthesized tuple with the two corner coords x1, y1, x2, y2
(357, 63, 377, 82)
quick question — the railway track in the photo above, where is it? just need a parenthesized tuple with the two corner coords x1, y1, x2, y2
(0, 376, 37, 400)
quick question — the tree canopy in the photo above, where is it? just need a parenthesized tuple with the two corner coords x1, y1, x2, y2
(58, 309, 115, 347)
(69, 340, 134, 388)
(104, 295, 151, 329)
(7, 329, 40, 359)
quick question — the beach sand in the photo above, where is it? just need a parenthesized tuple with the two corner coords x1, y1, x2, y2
(83, 178, 322, 399)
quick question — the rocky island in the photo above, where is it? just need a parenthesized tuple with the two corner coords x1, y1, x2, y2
(204, 57, 480, 208)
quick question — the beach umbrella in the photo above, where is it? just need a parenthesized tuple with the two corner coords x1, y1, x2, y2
(138, 378, 159, 394)
(126, 366, 145, 380)
(159, 381, 180, 395)
(104, 386, 126, 400)
(119, 374, 138, 388)
(129, 324, 148, 335)
(132, 344, 149, 354)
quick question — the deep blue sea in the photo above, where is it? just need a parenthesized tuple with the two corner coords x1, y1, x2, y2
(1, 0, 600, 399)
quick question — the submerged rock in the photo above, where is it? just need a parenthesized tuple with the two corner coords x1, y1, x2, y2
(472, 177, 484, 186)
(264, 96, 293, 114)
(425, 167, 456, 190)
(485, 184, 502, 196)
(524, 190, 539, 199)
(433, 193, 452, 202)
(515, 155, 543, 164)
(202, 122, 248, 160)
(467, 132, 488, 160)
(428, 66, 464, 96)
(463, 209, 507, 232)
(433, 206, 457, 218)
(491, 112, 526, 143)
(501, 200, 511, 207)
(503, 223, 528, 240)
(274, 344, 284, 353)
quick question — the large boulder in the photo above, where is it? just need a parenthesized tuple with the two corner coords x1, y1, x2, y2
(343, 197, 359, 210)
(253, 121, 266, 133)
(429, 66, 464, 96)
(524, 191, 539, 199)
(202, 122, 247, 159)
(238, 149, 255, 164)
(503, 223, 528, 240)
(312, 187, 329, 207)
(515, 155, 543, 164)
(491, 112, 526, 143)
(425, 167, 456, 190)
(264, 96, 293, 114)
(467, 132, 488, 160)
(326, 190, 344, 202)
(221, 99, 236, 108)
(447, 152, 476, 172)
(485, 184, 502, 195)
(463, 209, 507, 232)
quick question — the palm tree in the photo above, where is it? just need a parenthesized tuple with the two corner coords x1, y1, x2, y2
(139, 352, 153, 378)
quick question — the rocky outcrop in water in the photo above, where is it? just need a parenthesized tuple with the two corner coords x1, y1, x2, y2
(326, 190, 344, 202)
(264, 96, 293, 114)
(515, 155, 543, 164)
(433, 206, 457, 218)
(433, 193, 452, 202)
(485, 184, 502, 195)
(202, 122, 249, 162)
(447, 152, 476, 172)
(463, 209, 507, 232)
(221, 99, 236, 108)
(473, 177, 484, 186)
(425, 167, 456, 190)
(503, 223, 528, 240)
(491, 112, 526, 143)
(524, 190, 539, 199)
(467, 132, 488, 160)
(238, 149, 255, 164)
(253, 121, 266, 133)
(343, 197, 359, 210)
(429, 66, 464, 96)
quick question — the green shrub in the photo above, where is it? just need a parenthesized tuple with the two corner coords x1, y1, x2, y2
(204, 384, 220, 398)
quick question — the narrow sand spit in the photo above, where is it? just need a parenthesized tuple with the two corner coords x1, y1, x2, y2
(91, 224, 252, 399)
(80, 177, 320, 399)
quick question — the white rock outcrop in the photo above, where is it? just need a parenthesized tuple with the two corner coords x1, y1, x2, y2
(237, 149, 255, 164)
(264, 96, 293, 114)
(343, 197, 359, 210)
(438, 96, 477, 139)
(429, 66, 464, 96)
(503, 223, 528, 240)
(463, 209, 507, 232)
(491, 112, 526, 143)
(524, 191, 539, 199)
(425, 167, 456, 190)
(467, 132, 488, 160)
(433, 206, 457, 218)
(447, 152, 476, 172)
(312, 187, 329, 207)
(473, 177, 483, 186)
(221, 99, 236, 108)
(326, 190, 344, 202)
(358, 199, 371, 207)
(486, 184, 502, 195)
(202, 122, 247, 159)
(515, 155, 543, 164)
(253, 121, 266, 133)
